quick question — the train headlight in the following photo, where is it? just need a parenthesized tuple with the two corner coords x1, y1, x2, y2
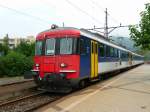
(60, 63, 67, 68)
(51, 24, 58, 29)
(35, 64, 39, 67)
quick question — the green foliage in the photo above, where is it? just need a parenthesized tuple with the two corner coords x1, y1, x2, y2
(3, 34, 9, 47)
(0, 40, 35, 77)
(3, 34, 10, 55)
(0, 51, 33, 77)
(0, 43, 9, 56)
(2, 44, 9, 55)
(144, 51, 150, 60)
(0, 56, 5, 77)
(135, 49, 150, 61)
(14, 41, 35, 57)
(129, 3, 150, 49)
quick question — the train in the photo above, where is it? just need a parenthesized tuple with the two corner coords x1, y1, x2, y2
(31, 25, 144, 93)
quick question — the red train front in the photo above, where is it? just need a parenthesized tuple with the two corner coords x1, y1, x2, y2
(32, 26, 81, 92)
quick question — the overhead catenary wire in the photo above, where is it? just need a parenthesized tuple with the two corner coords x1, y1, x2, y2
(0, 4, 50, 25)
(107, 13, 120, 24)
(90, 0, 121, 25)
(90, 0, 105, 12)
(65, 0, 103, 25)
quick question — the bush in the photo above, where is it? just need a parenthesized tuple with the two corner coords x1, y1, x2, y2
(14, 41, 35, 57)
(0, 56, 5, 77)
(0, 51, 33, 77)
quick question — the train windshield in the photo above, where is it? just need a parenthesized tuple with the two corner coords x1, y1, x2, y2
(44, 37, 77, 55)
(59, 38, 73, 54)
(35, 41, 43, 55)
(45, 38, 55, 55)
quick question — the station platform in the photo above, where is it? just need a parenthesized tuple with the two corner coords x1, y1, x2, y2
(36, 64, 150, 112)
(0, 76, 32, 85)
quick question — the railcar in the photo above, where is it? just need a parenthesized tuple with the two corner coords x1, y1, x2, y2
(31, 25, 144, 92)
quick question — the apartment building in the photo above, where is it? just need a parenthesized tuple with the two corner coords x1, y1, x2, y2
(0, 36, 35, 49)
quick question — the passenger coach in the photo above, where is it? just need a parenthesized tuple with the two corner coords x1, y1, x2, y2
(32, 25, 144, 92)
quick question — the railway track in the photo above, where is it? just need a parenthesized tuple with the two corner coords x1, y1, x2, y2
(0, 79, 36, 95)
(0, 91, 63, 112)
(0, 79, 37, 104)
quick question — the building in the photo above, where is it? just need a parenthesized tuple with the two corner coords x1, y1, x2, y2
(0, 36, 35, 49)
(26, 36, 35, 43)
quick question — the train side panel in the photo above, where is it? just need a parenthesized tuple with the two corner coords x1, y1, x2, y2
(79, 36, 91, 79)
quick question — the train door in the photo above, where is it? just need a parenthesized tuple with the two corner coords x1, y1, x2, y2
(91, 41, 98, 79)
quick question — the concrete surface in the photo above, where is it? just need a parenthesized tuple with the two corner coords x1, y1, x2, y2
(36, 64, 150, 112)
(0, 76, 29, 85)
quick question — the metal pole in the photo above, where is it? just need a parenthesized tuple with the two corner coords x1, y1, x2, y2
(104, 8, 108, 38)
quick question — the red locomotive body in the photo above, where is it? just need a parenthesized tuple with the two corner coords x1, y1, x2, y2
(32, 27, 81, 92)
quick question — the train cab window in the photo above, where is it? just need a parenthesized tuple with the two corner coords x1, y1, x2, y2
(80, 39, 86, 54)
(59, 38, 73, 54)
(45, 38, 55, 55)
(106, 45, 110, 57)
(99, 43, 105, 57)
(35, 41, 43, 55)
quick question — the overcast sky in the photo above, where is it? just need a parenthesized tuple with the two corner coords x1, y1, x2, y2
(0, 0, 149, 38)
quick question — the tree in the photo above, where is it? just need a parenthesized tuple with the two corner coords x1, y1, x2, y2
(2, 34, 10, 55)
(0, 44, 3, 52)
(3, 34, 9, 46)
(0, 43, 9, 56)
(129, 3, 150, 49)
(14, 41, 35, 57)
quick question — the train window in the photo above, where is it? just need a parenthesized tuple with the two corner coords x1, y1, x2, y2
(35, 41, 43, 55)
(110, 47, 114, 57)
(80, 39, 86, 54)
(45, 38, 55, 55)
(92, 42, 94, 53)
(73, 38, 78, 54)
(117, 50, 119, 57)
(96, 44, 98, 54)
(118, 50, 121, 58)
(121, 51, 128, 59)
(59, 38, 73, 54)
(106, 45, 110, 57)
(114, 49, 118, 58)
(121, 51, 124, 58)
(99, 43, 105, 57)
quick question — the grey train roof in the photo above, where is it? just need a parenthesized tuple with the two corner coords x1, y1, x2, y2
(80, 29, 143, 57)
